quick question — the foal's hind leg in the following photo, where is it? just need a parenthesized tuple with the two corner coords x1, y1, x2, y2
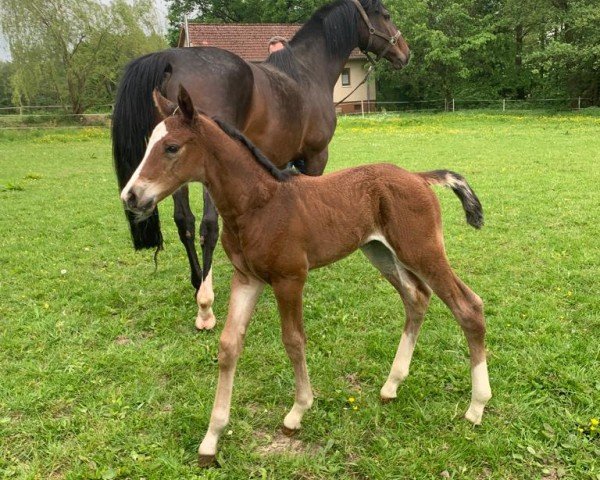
(272, 278, 314, 434)
(361, 241, 431, 401)
(196, 188, 219, 330)
(418, 264, 492, 425)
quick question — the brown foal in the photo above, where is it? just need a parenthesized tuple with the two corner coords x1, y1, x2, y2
(121, 87, 492, 466)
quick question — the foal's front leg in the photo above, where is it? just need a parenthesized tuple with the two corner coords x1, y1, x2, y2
(272, 278, 314, 434)
(198, 271, 264, 466)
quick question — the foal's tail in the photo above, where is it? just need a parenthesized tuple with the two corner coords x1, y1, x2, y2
(112, 51, 171, 250)
(420, 170, 484, 229)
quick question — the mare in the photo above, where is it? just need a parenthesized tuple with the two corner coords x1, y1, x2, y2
(112, 0, 410, 330)
(121, 87, 493, 467)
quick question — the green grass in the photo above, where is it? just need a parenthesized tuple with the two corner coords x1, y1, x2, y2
(1, 112, 599, 479)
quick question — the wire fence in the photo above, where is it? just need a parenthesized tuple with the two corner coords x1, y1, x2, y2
(0, 104, 113, 130)
(0, 97, 596, 129)
(337, 97, 595, 116)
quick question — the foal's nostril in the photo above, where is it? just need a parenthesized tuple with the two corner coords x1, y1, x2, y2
(125, 191, 138, 210)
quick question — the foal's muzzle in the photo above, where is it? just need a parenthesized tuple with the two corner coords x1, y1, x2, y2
(122, 186, 156, 217)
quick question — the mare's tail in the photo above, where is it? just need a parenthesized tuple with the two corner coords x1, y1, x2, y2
(420, 170, 484, 229)
(112, 51, 171, 249)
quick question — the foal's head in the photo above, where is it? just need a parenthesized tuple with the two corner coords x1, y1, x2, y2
(356, 0, 410, 68)
(120, 87, 211, 219)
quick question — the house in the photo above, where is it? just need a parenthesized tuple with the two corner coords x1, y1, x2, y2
(177, 23, 376, 114)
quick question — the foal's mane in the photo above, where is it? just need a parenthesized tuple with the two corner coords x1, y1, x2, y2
(290, 0, 383, 59)
(211, 117, 296, 182)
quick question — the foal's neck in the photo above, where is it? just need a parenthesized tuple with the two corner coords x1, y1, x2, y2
(200, 127, 280, 223)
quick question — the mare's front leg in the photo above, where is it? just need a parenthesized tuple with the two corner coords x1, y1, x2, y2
(272, 277, 314, 434)
(196, 188, 219, 330)
(172, 186, 203, 290)
(198, 270, 265, 466)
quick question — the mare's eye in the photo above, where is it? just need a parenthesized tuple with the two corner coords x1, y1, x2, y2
(166, 144, 180, 154)
(383, 13, 391, 20)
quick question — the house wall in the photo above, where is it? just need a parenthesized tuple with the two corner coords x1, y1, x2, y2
(333, 59, 376, 110)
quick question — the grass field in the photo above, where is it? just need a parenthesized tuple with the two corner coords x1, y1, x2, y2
(1, 112, 599, 479)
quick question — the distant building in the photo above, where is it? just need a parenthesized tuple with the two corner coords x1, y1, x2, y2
(177, 23, 376, 114)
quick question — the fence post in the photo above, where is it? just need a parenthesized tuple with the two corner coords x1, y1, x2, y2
(361, 100, 365, 117)
(503, 99, 506, 112)
(452, 98, 455, 112)
(578, 97, 581, 110)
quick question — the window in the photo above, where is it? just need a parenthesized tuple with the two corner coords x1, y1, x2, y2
(341, 68, 351, 86)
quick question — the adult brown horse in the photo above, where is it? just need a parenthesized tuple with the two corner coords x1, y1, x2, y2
(112, 0, 410, 329)
(121, 86, 492, 467)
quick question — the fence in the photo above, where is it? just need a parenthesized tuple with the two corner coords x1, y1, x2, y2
(338, 97, 595, 116)
(0, 104, 113, 129)
(0, 97, 596, 129)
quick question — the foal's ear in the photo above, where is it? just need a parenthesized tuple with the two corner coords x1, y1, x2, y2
(177, 85, 196, 125)
(152, 89, 177, 118)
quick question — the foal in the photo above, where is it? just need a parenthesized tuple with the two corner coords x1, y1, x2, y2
(122, 87, 492, 466)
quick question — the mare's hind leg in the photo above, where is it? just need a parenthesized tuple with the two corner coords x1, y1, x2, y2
(196, 188, 219, 330)
(173, 186, 202, 289)
(360, 241, 431, 402)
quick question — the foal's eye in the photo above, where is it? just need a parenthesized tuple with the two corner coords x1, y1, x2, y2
(165, 144, 180, 154)
(383, 13, 391, 20)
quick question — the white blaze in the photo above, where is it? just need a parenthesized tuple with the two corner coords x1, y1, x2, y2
(120, 121, 168, 202)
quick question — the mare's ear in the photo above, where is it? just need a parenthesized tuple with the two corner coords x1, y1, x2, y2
(153, 89, 177, 118)
(177, 84, 196, 125)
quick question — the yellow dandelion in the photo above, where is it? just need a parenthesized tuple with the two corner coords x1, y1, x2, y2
(578, 428, 583, 433)
(348, 397, 355, 404)
(591, 418, 599, 427)
(591, 425, 597, 432)
(567, 291, 573, 297)
(352, 406, 358, 411)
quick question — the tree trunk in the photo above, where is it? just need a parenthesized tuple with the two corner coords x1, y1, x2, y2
(515, 24, 525, 100)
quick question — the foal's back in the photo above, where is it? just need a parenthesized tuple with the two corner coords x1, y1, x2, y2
(255, 164, 444, 270)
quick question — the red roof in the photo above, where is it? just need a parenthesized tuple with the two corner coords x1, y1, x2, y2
(179, 23, 364, 62)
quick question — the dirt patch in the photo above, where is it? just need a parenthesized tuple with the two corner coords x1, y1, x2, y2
(345, 372, 362, 392)
(255, 431, 318, 456)
(114, 335, 132, 346)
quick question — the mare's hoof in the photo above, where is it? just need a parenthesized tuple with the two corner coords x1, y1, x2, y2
(281, 425, 299, 437)
(380, 396, 396, 405)
(198, 454, 220, 468)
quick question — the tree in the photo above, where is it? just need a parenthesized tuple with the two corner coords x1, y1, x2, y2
(166, 0, 328, 46)
(0, 61, 14, 107)
(0, 0, 167, 112)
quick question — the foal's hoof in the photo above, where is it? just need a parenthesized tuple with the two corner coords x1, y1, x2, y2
(380, 396, 396, 405)
(464, 407, 484, 426)
(195, 311, 217, 331)
(198, 454, 220, 468)
(281, 425, 299, 437)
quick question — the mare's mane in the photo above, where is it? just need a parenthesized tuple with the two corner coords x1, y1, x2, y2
(291, 0, 383, 59)
(211, 117, 296, 182)
(264, 0, 384, 78)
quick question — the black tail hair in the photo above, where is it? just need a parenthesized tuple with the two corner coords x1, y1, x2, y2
(421, 170, 484, 229)
(112, 52, 170, 250)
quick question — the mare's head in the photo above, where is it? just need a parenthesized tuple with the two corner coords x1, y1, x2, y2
(120, 87, 209, 219)
(355, 0, 410, 69)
